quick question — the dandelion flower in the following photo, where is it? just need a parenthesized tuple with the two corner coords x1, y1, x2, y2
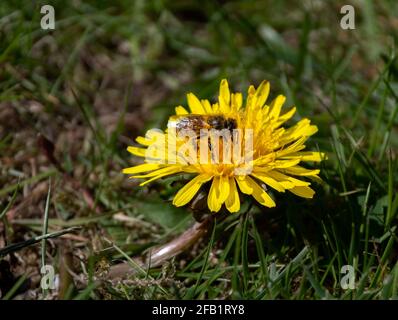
(123, 79, 325, 213)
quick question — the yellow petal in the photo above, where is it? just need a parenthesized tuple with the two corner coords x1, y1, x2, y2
(274, 106, 296, 127)
(276, 136, 307, 157)
(269, 95, 286, 120)
(251, 173, 285, 192)
(289, 186, 315, 198)
(138, 166, 183, 186)
(122, 163, 163, 174)
(127, 146, 147, 157)
(218, 175, 230, 205)
(248, 85, 256, 95)
(280, 119, 318, 144)
(226, 178, 240, 213)
(144, 129, 165, 142)
(212, 102, 220, 113)
(135, 136, 152, 146)
(272, 159, 301, 168)
(175, 105, 189, 115)
(207, 175, 230, 212)
(187, 93, 205, 114)
(132, 165, 181, 179)
(303, 125, 318, 137)
(282, 166, 320, 176)
(271, 170, 310, 187)
(245, 85, 256, 118)
(265, 170, 294, 189)
(201, 99, 213, 113)
(236, 176, 275, 208)
(136, 131, 164, 146)
(255, 80, 270, 108)
(286, 151, 327, 162)
(232, 92, 243, 110)
(308, 175, 323, 184)
(236, 176, 253, 194)
(208, 176, 222, 212)
(173, 174, 212, 207)
(245, 176, 276, 208)
(219, 79, 230, 105)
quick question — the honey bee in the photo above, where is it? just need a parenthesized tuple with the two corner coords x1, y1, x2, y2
(168, 114, 242, 163)
(167, 114, 237, 135)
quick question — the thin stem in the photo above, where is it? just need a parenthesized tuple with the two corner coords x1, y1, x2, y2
(107, 215, 215, 280)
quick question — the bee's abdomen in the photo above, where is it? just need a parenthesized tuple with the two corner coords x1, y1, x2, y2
(208, 116, 237, 131)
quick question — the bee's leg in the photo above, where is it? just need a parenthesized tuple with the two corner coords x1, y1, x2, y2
(207, 132, 220, 163)
(208, 138, 212, 152)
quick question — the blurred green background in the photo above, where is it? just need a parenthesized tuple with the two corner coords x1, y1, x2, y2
(0, 0, 397, 299)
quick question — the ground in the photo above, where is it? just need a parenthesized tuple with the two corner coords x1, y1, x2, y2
(0, 0, 397, 300)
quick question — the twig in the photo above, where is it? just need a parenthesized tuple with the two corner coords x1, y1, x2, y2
(106, 215, 215, 280)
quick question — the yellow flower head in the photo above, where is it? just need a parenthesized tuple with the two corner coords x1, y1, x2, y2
(123, 79, 326, 213)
